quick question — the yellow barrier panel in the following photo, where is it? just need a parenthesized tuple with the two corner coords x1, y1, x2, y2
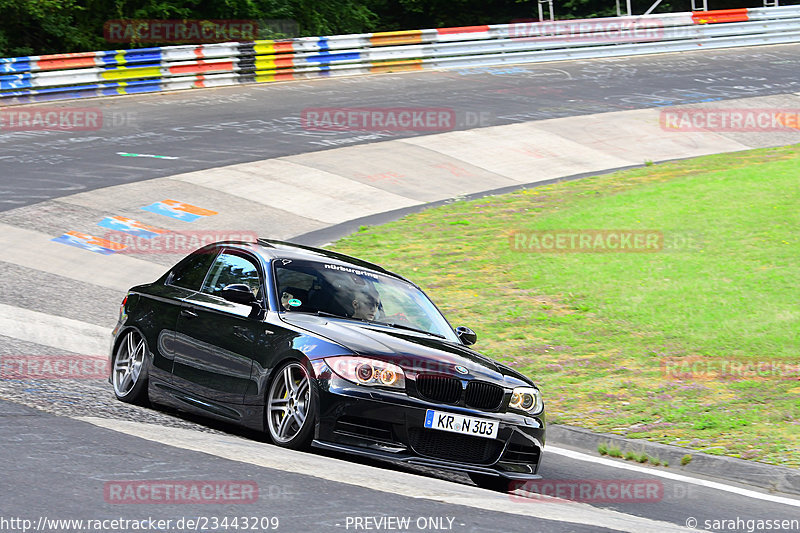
(369, 59, 424, 73)
(370, 30, 424, 47)
(254, 41, 295, 55)
(101, 66, 162, 81)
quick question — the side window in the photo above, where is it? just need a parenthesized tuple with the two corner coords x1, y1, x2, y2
(275, 267, 319, 312)
(201, 252, 261, 296)
(169, 249, 218, 291)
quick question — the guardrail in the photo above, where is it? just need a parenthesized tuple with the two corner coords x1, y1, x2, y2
(1, 5, 799, 105)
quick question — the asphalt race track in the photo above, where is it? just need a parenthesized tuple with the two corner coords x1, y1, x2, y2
(2, 44, 800, 210)
(1, 43, 800, 532)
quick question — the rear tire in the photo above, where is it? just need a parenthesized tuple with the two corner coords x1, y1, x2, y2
(112, 330, 150, 405)
(469, 473, 513, 492)
(265, 361, 317, 450)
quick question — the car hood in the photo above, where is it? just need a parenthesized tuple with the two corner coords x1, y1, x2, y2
(282, 314, 533, 386)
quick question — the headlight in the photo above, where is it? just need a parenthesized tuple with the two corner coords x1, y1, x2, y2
(509, 386, 543, 414)
(325, 356, 406, 390)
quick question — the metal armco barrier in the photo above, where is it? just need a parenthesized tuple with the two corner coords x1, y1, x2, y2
(1, 5, 799, 105)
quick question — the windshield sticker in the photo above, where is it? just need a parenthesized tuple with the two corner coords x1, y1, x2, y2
(288, 298, 302, 307)
(323, 263, 380, 280)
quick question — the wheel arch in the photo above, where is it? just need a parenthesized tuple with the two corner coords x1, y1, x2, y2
(111, 325, 152, 364)
(262, 351, 315, 400)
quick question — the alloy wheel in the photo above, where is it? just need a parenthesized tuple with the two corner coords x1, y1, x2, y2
(113, 331, 145, 397)
(267, 362, 312, 444)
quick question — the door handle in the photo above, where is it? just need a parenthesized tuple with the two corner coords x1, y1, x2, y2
(180, 309, 198, 319)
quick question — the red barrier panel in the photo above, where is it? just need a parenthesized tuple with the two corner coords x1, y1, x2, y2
(36, 52, 97, 61)
(692, 8, 749, 24)
(274, 41, 295, 54)
(35, 52, 99, 71)
(437, 25, 491, 35)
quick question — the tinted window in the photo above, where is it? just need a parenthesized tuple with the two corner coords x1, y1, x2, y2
(169, 249, 218, 291)
(274, 260, 458, 342)
(202, 252, 261, 296)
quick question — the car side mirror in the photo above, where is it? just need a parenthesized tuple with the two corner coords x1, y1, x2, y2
(455, 326, 477, 346)
(221, 284, 257, 305)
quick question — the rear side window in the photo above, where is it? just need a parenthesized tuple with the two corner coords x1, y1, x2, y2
(169, 249, 218, 291)
(201, 252, 262, 296)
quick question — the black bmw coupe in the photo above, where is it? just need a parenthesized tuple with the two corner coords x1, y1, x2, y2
(110, 239, 545, 490)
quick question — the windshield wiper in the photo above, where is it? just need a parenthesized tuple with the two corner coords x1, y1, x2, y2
(288, 310, 446, 339)
(288, 309, 353, 320)
(315, 310, 353, 320)
(376, 322, 446, 339)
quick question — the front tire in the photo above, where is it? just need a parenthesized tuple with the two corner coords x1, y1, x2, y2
(266, 361, 317, 449)
(112, 330, 150, 404)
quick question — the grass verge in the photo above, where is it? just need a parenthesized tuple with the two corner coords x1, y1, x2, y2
(330, 144, 800, 467)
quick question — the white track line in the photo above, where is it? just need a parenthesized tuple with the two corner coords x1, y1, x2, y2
(547, 446, 800, 508)
(0, 303, 109, 355)
(79, 417, 692, 533)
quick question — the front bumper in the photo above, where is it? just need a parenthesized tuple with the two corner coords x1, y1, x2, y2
(312, 365, 545, 480)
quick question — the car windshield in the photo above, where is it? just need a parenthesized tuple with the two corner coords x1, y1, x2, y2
(274, 259, 458, 342)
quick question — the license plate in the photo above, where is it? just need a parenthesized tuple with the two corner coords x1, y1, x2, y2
(423, 409, 499, 439)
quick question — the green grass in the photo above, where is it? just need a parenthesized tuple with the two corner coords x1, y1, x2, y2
(600, 444, 665, 466)
(330, 144, 800, 467)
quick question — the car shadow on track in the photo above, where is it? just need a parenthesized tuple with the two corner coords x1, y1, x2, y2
(143, 400, 476, 488)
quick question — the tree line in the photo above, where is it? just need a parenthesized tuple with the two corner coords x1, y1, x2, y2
(1, 0, 766, 57)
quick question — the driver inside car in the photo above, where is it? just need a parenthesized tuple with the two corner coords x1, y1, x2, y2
(351, 289, 381, 321)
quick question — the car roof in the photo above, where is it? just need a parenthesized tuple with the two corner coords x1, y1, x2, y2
(213, 238, 410, 283)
